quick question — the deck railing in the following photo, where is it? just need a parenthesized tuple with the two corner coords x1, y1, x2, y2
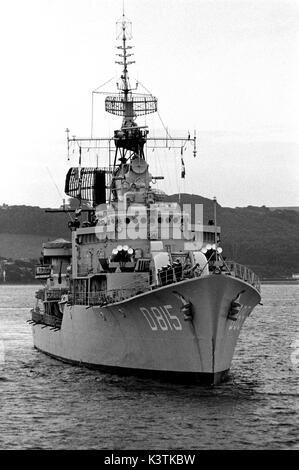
(33, 260, 260, 311)
(35, 288, 69, 301)
(223, 261, 261, 292)
(69, 287, 148, 306)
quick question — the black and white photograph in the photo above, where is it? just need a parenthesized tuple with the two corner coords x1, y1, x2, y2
(0, 0, 298, 454)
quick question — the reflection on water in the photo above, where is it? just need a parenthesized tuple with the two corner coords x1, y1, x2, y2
(0, 284, 298, 449)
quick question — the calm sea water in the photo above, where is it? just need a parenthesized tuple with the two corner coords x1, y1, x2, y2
(0, 284, 298, 450)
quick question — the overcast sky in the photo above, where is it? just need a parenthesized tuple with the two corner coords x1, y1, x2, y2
(0, 0, 298, 208)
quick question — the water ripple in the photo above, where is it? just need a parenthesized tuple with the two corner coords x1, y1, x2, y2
(0, 284, 298, 450)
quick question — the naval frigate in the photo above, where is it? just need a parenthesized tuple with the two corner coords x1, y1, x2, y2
(29, 13, 261, 384)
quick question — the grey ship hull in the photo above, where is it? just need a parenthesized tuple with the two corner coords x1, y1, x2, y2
(32, 274, 261, 384)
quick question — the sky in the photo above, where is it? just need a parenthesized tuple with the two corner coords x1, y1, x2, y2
(0, 0, 298, 208)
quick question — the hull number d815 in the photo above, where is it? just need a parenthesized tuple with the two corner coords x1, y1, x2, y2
(140, 305, 182, 331)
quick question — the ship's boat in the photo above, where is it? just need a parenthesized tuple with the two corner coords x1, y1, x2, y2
(30, 12, 261, 385)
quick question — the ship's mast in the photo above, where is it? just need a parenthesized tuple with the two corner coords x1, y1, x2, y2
(115, 13, 136, 128)
(104, 12, 158, 205)
(64, 12, 196, 208)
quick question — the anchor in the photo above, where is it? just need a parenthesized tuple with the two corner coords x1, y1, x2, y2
(227, 290, 246, 321)
(172, 291, 193, 321)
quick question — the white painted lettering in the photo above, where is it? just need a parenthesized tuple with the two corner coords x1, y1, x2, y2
(158, 306, 173, 330)
(151, 307, 168, 331)
(140, 304, 183, 332)
(140, 307, 158, 331)
(164, 304, 182, 331)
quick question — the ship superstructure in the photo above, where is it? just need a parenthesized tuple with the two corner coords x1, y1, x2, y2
(30, 13, 261, 384)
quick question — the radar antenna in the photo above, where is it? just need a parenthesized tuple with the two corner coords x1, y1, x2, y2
(105, 13, 158, 129)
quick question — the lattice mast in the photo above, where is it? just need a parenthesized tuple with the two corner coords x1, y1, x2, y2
(115, 13, 135, 128)
(105, 14, 157, 162)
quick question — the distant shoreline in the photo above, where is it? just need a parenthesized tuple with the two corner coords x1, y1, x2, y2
(261, 280, 299, 285)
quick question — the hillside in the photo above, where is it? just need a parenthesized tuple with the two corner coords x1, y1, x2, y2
(0, 196, 298, 279)
(0, 233, 57, 260)
(165, 194, 299, 278)
(0, 205, 70, 238)
(269, 206, 299, 212)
